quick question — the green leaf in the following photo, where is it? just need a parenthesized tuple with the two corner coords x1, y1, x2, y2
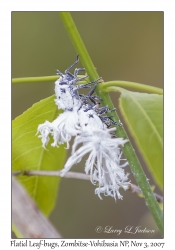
(12, 95, 66, 216)
(118, 89, 163, 189)
(12, 224, 23, 238)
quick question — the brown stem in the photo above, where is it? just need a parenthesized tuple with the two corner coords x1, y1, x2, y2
(12, 177, 61, 238)
(12, 170, 163, 203)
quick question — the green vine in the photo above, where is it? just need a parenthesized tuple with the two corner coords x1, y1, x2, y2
(12, 75, 87, 84)
(100, 81, 163, 95)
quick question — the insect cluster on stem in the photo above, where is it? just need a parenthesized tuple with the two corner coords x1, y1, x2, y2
(37, 55, 130, 200)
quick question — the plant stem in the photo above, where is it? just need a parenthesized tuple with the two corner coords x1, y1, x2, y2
(59, 12, 98, 80)
(12, 177, 61, 238)
(12, 75, 87, 84)
(100, 81, 163, 95)
(12, 170, 163, 203)
(12, 76, 59, 84)
(59, 11, 163, 235)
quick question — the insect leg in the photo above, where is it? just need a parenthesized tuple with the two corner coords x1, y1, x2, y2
(76, 75, 89, 83)
(85, 77, 103, 96)
(87, 77, 103, 85)
(74, 68, 86, 77)
(97, 106, 116, 115)
(99, 116, 120, 127)
(65, 54, 79, 74)
(56, 69, 63, 76)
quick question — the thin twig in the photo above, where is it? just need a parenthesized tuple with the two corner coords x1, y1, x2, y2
(12, 170, 90, 180)
(128, 183, 163, 203)
(12, 170, 163, 203)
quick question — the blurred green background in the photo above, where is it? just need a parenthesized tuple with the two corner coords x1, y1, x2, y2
(12, 12, 163, 239)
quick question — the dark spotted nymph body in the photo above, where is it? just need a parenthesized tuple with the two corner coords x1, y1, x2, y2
(55, 81, 80, 111)
(55, 54, 89, 111)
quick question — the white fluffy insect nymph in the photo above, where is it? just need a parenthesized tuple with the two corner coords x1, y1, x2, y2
(54, 77, 82, 111)
(37, 109, 80, 149)
(37, 56, 130, 200)
(54, 55, 88, 111)
(60, 105, 130, 200)
(37, 56, 86, 148)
